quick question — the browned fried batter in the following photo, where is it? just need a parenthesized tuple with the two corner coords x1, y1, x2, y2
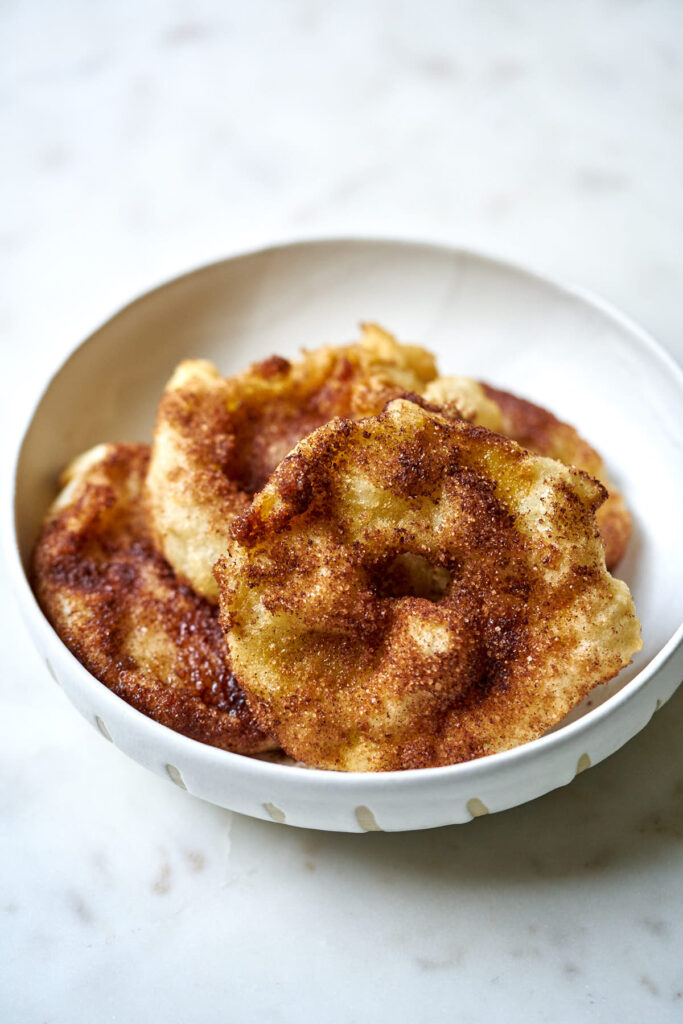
(32, 443, 275, 753)
(480, 384, 631, 568)
(424, 376, 631, 568)
(146, 323, 437, 602)
(215, 399, 641, 772)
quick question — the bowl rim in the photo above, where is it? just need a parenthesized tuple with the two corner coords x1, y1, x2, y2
(8, 234, 683, 788)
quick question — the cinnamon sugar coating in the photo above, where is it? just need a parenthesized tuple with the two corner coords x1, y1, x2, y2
(480, 384, 631, 568)
(424, 377, 631, 568)
(215, 399, 641, 772)
(32, 443, 275, 753)
(146, 323, 437, 602)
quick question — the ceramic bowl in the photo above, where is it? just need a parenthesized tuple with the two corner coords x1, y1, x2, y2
(8, 238, 683, 832)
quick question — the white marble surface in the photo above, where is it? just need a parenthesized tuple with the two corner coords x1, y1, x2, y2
(2, 1, 683, 1021)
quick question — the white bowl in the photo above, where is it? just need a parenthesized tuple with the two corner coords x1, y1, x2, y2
(8, 239, 683, 832)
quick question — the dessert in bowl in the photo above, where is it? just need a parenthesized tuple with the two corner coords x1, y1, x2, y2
(9, 239, 683, 831)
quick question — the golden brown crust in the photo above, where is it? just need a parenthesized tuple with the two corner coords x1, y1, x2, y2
(480, 384, 632, 568)
(32, 443, 275, 754)
(423, 377, 504, 432)
(216, 400, 641, 772)
(145, 324, 437, 602)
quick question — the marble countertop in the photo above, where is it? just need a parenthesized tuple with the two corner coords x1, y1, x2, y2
(2, 1, 682, 1021)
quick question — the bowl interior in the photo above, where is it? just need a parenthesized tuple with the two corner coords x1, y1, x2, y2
(14, 239, 683, 727)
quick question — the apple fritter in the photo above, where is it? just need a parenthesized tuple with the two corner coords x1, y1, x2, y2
(32, 443, 275, 754)
(146, 323, 437, 603)
(215, 399, 641, 772)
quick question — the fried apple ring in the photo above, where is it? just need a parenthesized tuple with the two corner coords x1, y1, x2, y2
(215, 399, 641, 772)
(146, 323, 437, 602)
(423, 377, 631, 568)
(32, 443, 275, 753)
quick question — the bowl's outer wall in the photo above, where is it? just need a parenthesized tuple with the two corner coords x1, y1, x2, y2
(11, 240, 683, 831)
